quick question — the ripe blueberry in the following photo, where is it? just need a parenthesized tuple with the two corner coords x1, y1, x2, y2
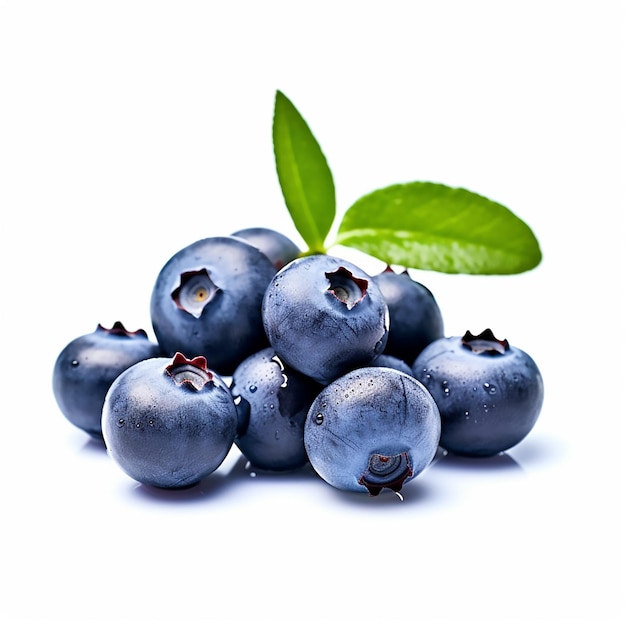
(52, 321, 163, 438)
(372, 266, 444, 365)
(262, 254, 389, 385)
(412, 329, 544, 457)
(102, 352, 238, 489)
(230, 347, 323, 471)
(231, 227, 301, 270)
(368, 353, 414, 375)
(304, 366, 441, 496)
(150, 236, 277, 375)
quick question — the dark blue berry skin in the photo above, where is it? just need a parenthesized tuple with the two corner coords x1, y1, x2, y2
(369, 353, 414, 376)
(231, 227, 301, 270)
(52, 322, 163, 438)
(230, 347, 323, 471)
(304, 366, 441, 496)
(262, 254, 389, 385)
(372, 267, 444, 365)
(412, 329, 544, 457)
(102, 353, 238, 489)
(150, 236, 277, 376)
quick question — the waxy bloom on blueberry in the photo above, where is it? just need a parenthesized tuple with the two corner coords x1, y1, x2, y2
(368, 353, 414, 375)
(230, 347, 323, 471)
(262, 255, 389, 385)
(231, 226, 302, 270)
(52, 321, 163, 438)
(304, 366, 441, 496)
(102, 352, 238, 489)
(372, 266, 444, 365)
(412, 329, 544, 457)
(150, 236, 277, 375)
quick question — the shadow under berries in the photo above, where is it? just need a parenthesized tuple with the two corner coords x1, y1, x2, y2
(326, 474, 443, 509)
(79, 435, 107, 455)
(226, 454, 320, 485)
(433, 450, 524, 474)
(128, 470, 235, 504)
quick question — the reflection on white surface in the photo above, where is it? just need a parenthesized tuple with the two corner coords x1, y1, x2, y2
(49, 425, 594, 626)
(82, 430, 552, 510)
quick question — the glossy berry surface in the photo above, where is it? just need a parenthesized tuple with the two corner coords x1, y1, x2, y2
(304, 366, 441, 496)
(150, 236, 277, 375)
(412, 329, 544, 457)
(262, 254, 389, 385)
(372, 267, 444, 365)
(230, 347, 323, 471)
(102, 353, 238, 489)
(52, 322, 163, 438)
(231, 227, 301, 270)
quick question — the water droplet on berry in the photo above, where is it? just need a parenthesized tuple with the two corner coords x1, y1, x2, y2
(71, 359, 79, 367)
(314, 413, 324, 425)
(249, 384, 257, 393)
(483, 382, 497, 395)
(116, 418, 125, 428)
(441, 380, 450, 396)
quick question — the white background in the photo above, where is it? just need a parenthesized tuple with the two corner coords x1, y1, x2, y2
(1, 1, 624, 625)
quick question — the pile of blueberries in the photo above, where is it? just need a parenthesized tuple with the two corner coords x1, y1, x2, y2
(52, 228, 544, 497)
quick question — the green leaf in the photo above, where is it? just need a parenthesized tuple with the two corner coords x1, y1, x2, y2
(334, 182, 542, 274)
(272, 90, 336, 253)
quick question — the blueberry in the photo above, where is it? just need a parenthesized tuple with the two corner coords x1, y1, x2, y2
(52, 321, 163, 438)
(102, 352, 238, 489)
(262, 254, 389, 385)
(231, 227, 301, 270)
(412, 328, 544, 457)
(304, 366, 441, 496)
(368, 353, 414, 376)
(230, 347, 323, 471)
(150, 236, 277, 375)
(372, 266, 444, 365)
